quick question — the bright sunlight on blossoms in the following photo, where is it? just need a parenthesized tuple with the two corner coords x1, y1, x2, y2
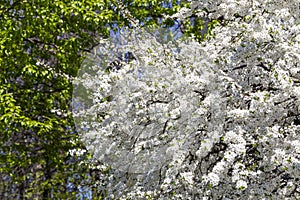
(72, 0, 300, 198)
(72, 27, 226, 174)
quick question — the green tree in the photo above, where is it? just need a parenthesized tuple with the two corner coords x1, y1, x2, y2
(0, 0, 115, 198)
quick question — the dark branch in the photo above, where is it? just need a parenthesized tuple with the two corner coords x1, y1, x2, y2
(257, 62, 271, 71)
(232, 64, 247, 70)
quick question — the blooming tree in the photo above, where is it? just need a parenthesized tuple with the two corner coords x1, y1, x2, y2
(73, 0, 300, 199)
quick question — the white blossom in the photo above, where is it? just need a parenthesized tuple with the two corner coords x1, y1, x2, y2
(71, 0, 300, 198)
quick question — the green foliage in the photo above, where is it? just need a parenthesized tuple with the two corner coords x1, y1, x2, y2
(182, 15, 221, 41)
(0, 0, 113, 198)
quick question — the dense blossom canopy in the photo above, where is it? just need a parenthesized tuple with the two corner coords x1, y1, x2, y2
(73, 0, 300, 199)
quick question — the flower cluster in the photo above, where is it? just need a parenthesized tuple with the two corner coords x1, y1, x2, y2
(72, 0, 300, 198)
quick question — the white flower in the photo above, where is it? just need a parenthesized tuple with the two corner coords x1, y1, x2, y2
(236, 180, 247, 190)
(180, 172, 194, 184)
(227, 109, 249, 118)
(206, 172, 220, 186)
